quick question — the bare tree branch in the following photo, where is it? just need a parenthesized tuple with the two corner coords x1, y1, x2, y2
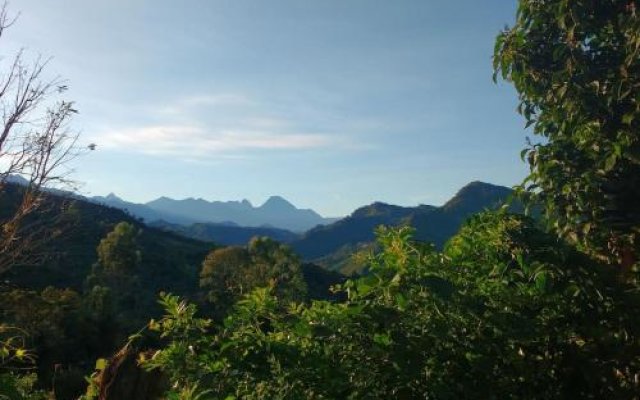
(0, 3, 84, 275)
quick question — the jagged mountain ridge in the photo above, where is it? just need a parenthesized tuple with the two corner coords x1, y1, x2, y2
(91, 193, 335, 232)
(91, 193, 196, 225)
(91, 181, 515, 261)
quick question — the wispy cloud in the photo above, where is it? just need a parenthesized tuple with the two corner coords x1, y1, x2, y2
(91, 92, 371, 160)
(98, 125, 334, 158)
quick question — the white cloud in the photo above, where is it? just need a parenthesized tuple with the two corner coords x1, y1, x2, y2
(98, 124, 334, 158)
(90, 92, 369, 160)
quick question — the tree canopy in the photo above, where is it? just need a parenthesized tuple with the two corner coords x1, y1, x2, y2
(95, 222, 141, 275)
(200, 237, 307, 317)
(494, 0, 640, 271)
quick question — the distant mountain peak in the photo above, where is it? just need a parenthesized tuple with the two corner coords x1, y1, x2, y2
(5, 174, 29, 186)
(292, 181, 515, 264)
(442, 181, 512, 213)
(261, 195, 295, 210)
(451, 181, 510, 197)
(142, 194, 331, 232)
(105, 192, 122, 201)
(459, 180, 502, 191)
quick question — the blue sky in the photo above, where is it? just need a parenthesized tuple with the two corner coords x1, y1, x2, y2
(3, 0, 527, 216)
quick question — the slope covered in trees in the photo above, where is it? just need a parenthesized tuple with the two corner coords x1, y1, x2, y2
(293, 181, 514, 269)
(0, 184, 212, 292)
(150, 220, 300, 246)
(0, 185, 345, 398)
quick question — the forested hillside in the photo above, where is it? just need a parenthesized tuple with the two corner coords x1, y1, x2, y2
(0, 184, 344, 398)
(1, 185, 212, 292)
(150, 220, 300, 246)
(293, 181, 514, 272)
(149, 181, 515, 273)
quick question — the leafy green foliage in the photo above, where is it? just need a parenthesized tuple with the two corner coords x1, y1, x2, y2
(200, 237, 307, 318)
(85, 222, 142, 321)
(0, 287, 109, 399)
(144, 214, 640, 399)
(0, 373, 46, 400)
(0, 189, 211, 398)
(494, 0, 640, 266)
(95, 222, 141, 274)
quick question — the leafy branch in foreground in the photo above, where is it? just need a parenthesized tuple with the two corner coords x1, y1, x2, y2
(493, 0, 640, 272)
(0, 325, 45, 400)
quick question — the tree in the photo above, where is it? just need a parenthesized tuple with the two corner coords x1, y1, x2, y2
(0, 5, 85, 397)
(86, 222, 142, 317)
(493, 1, 640, 272)
(199, 246, 251, 315)
(95, 222, 142, 275)
(245, 237, 307, 302)
(0, 3, 84, 274)
(200, 237, 307, 317)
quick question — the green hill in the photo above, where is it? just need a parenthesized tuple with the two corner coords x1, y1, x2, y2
(292, 181, 515, 272)
(1, 184, 213, 294)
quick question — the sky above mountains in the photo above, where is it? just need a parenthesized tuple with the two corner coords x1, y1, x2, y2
(3, 0, 527, 216)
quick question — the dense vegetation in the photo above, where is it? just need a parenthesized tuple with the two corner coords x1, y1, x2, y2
(2, 1, 640, 399)
(0, 187, 343, 399)
(139, 215, 640, 399)
(0, 187, 213, 398)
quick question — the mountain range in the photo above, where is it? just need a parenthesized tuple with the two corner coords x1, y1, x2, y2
(90, 193, 337, 232)
(149, 220, 300, 246)
(3, 176, 520, 277)
(145, 181, 517, 273)
(8, 175, 517, 270)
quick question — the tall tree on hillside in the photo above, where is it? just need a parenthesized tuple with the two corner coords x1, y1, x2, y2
(200, 246, 252, 315)
(0, 3, 85, 274)
(95, 222, 142, 275)
(494, 1, 640, 273)
(86, 222, 142, 314)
